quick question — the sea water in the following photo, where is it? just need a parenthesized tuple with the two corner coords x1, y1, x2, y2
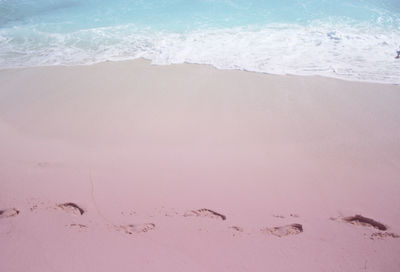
(0, 0, 399, 84)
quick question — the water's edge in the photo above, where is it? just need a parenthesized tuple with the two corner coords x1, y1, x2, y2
(1, 57, 398, 86)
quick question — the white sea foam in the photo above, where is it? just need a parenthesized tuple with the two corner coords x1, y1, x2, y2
(1, 22, 399, 84)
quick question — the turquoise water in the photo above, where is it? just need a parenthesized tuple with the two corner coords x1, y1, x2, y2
(1, 0, 400, 83)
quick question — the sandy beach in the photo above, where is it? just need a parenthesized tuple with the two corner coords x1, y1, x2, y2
(0, 59, 400, 271)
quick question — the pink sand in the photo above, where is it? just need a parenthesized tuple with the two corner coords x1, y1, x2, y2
(0, 59, 400, 271)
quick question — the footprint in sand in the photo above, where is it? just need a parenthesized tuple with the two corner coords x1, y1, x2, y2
(343, 215, 387, 231)
(66, 223, 88, 231)
(261, 223, 303, 237)
(229, 226, 244, 236)
(57, 202, 85, 216)
(370, 232, 400, 240)
(26, 197, 50, 212)
(342, 214, 399, 240)
(184, 209, 226, 221)
(0, 208, 20, 219)
(229, 226, 244, 232)
(115, 223, 156, 235)
(273, 213, 300, 219)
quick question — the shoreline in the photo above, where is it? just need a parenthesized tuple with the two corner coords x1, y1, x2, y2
(1, 58, 400, 86)
(1, 59, 400, 272)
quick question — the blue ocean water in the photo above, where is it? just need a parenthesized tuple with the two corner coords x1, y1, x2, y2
(0, 0, 399, 83)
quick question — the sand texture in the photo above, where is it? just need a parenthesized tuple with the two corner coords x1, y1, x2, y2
(1, 60, 400, 271)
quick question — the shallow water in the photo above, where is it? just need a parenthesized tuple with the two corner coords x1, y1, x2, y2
(1, 0, 399, 83)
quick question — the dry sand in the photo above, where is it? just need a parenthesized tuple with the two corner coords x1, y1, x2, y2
(0, 59, 400, 271)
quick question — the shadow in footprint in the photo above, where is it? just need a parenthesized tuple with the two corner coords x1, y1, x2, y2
(261, 223, 303, 237)
(343, 215, 387, 231)
(58, 202, 85, 215)
(116, 223, 156, 235)
(0, 208, 20, 219)
(184, 209, 226, 221)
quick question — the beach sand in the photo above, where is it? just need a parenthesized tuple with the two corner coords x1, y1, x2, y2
(0, 59, 399, 271)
